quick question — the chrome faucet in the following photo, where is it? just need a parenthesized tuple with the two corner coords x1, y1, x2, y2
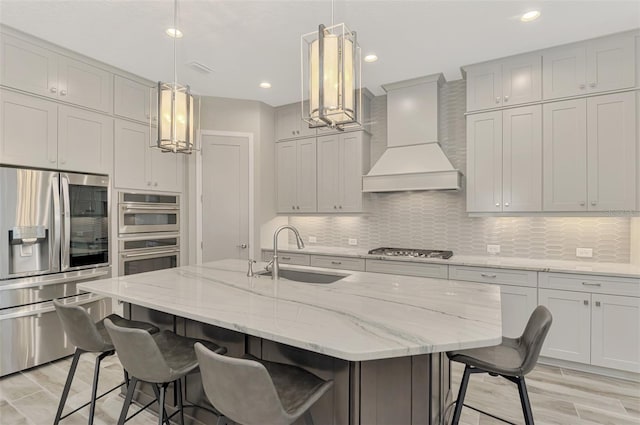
(271, 225, 305, 280)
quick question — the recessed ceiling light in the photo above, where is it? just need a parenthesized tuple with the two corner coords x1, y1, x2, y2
(520, 10, 541, 22)
(166, 28, 183, 38)
(364, 54, 378, 63)
(259, 82, 272, 89)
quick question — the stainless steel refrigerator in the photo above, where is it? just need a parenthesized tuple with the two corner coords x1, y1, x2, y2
(0, 166, 112, 376)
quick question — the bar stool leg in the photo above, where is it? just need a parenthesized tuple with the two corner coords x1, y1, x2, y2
(88, 351, 112, 425)
(118, 377, 138, 425)
(54, 348, 83, 425)
(516, 377, 535, 425)
(451, 365, 471, 425)
(157, 384, 167, 425)
(176, 379, 185, 425)
(303, 410, 315, 425)
(151, 384, 170, 425)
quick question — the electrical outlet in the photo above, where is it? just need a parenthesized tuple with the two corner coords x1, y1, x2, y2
(348, 238, 358, 246)
(308, 236, 317, 243)
(576, 248, 593, 258)
(487, 244, 501, 254)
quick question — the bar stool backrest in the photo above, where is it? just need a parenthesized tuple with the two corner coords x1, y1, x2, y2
(54, 299, 110, 352)
(195, 343, 287, 425)
(519, 305, 553, 375)
(103, 318, 171, 383)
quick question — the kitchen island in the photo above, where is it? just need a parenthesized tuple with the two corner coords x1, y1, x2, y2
(78, 259, 502, 425)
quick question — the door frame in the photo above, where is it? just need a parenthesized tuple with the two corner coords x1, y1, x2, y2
(196, 130, 255, 264)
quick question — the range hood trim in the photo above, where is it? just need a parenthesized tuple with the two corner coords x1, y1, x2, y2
(362, 170, 462, 193)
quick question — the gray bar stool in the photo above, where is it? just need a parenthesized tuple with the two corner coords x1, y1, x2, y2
(104, 317, 227, 425)
(195, 342, 334, 425)
(447, 305, 553, 425)
(53, 299, 160, 425)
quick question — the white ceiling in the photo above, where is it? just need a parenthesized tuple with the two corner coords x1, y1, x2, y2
(1, 1, 639, 106)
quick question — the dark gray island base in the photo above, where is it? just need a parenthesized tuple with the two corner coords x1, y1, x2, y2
(125, 303, 452, 425)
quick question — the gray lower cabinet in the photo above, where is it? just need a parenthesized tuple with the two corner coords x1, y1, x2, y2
(310, 255, 365, 271)
(365, 260, 448, 279)
(261, 250, 310, 266)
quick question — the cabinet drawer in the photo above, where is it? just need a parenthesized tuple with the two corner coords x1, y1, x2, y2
(262, 250, 310, 266)
(365, 260, 448, 279)
(310, 255, 365, 271)
(539, 273, 640, 297)
(449, 266, 537, 287)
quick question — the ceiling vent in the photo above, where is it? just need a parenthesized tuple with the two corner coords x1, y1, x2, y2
(188, 61, 215, 74)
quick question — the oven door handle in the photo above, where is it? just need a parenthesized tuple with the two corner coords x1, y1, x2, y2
(121, 249, 180, 258)
(120, 205, 179, 212)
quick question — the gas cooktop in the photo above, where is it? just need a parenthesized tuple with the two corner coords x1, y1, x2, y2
(368, 247, 454, 259)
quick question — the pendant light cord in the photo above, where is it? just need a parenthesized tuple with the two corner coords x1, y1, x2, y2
(331, 0, 334, 26)
(173, 0, 178, 85)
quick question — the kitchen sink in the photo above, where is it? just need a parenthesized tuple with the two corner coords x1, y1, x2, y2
(256, 269, 348, 284)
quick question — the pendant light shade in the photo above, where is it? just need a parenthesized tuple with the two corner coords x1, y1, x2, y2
(302, 23, 361, 130)
(157, 82, 194, 153)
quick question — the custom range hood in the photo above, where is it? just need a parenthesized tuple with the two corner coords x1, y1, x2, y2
(362, 73, 462, 192)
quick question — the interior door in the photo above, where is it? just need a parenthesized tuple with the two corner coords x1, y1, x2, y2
(201, 134, 249, 262)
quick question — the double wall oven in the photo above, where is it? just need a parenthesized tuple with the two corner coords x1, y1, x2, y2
(0, 166, 112, 377)
(118, 192, 180, 276)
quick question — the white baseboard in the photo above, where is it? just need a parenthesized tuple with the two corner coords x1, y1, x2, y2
(539, 356, 640, 382)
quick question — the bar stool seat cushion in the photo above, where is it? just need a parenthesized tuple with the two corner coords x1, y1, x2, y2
(153, 331, 224, 377)
(95, 314, 160, 350)
(447, 337, 526, 376)
(253, 357, 329, 415)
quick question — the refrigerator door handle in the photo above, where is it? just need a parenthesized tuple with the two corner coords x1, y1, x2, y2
(51, 175, 61, 273)
(61, 174, 71, 271)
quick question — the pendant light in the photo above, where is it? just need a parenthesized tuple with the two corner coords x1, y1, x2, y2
(301, 0, 362, 130)
(156, 0, 197, 153)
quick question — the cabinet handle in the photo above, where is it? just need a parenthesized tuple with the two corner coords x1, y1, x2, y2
(579, 84, 586, 90)
(595, 301, 601, 307)
(584, 300, 589, 306)
(60, 90, 67, 96)
(331, 261, 342, 265)
(581, 282, 601, 287)
(504, 95, 509, 102)
(480, 273, 497, 278)
(495, 97, 500, 104)
(589, 82, 597, 88)
(281, 256, 291, 260)
(50, 87, 57, 93)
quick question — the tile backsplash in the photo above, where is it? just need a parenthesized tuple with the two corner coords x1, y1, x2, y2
(289, 79, 631, 263)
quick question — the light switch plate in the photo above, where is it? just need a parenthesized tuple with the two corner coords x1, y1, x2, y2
(576, 248, 593, 258)
(348, 238, 358, 246)
(487, 244, 501, 254)
(308, 236, 317, 243)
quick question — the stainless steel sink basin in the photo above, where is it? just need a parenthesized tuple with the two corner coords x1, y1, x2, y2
(256, 269, 348, 284)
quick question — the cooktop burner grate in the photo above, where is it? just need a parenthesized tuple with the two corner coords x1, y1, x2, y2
(368, 247, 454, 259)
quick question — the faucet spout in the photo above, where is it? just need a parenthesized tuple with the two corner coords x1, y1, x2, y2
(272, 225, 305, 280)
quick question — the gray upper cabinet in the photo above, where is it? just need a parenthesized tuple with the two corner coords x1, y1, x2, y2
(275, 102, 315, 141)
(114, 75, 153, 123)
(0, 34, 113, 113)
(467, 106, 542, 213)
(276, 138, 317, 213)
(543, 93, 636, 212)
(465, 54, 541, 112)
(543, 33, 636, 100)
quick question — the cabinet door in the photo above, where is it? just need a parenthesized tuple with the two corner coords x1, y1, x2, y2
(0, 35, 58, 99)
(0, 89, 58, 168)
(114, 76, 151, 123)
(587, 34, 636, 94)
(543, 99, 587, 211)
(296, 138, 317, 212)
(298, 101, 316, 138)
(114, 120, 149, 190)
(466, 62, 502, 111)
(591, 294, 640, 373)
(58, 56, 113, 113)
(317, 134, 341, 212)
(542, 45, 587, 99)
(500, 285, 538, 338)
(539, 289, 591, 364)
(501, 54, 541, 106)
(275, 104, 299, 141)
(149, 148, 182, 193)
(340, 132, 365, 212)
(466, 111, 502, 212)
(276, 141, 297, 213)
(58, 106, 113, 174)
(586, 92, 636, 211)
(502, 105, 542, 212)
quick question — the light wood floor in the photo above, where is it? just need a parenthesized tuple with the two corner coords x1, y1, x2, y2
(1, 354, 639, 424)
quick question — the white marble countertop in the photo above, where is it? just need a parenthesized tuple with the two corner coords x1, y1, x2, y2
(78, 259, 502, 362)
(262, 245, 640, 278)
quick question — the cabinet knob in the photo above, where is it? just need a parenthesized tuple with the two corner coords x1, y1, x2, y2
(292, 131, 295, 135)
(595, 301, 601, 307)
(146, 114, 150, 119)
(339, 205, 342, 209)
(580, 201, 585, 206)
(589, 82, 596, 88)
(296, 131, 300, 135)
(50, 87, 57, 93)
(49, 158, 56, 163)
(579, 84, 586, 90)
(292, 206, 295, 210)
(154, 182, 158, 187)
(60, 90, 67, 96)
(504, 202, 510, 207)
(584, 300, 589, 306)
(334, 205, 337, 209)
(504, 95, 509, 102)
(296, 206, 300, 210)
(495, 203, 500, 207)
(147, 182, 152, 186)
(495, 97, 500, 104)
(591, 201, 597, 206)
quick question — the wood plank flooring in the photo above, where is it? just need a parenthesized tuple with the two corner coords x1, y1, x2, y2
(1, 354, 638, 424)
